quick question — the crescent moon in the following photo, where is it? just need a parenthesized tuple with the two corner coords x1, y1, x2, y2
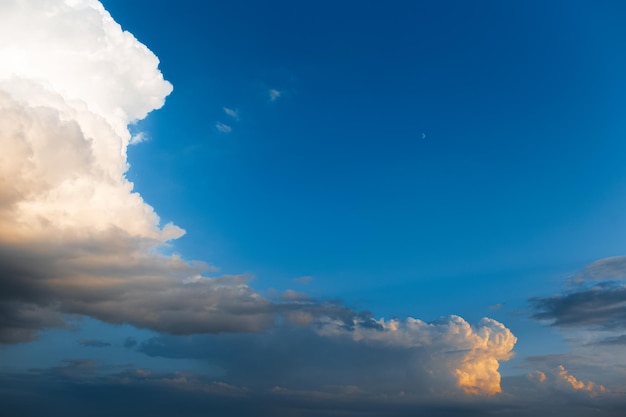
(421, 133, 426, 139)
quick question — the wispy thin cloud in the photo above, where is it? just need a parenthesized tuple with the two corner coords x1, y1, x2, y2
(293, 276, 313, 285)
(215, 122, 232, 133)
(268, 88, 281, 102)
(223, 107, 239, 119)
(129, 132, 149, 145)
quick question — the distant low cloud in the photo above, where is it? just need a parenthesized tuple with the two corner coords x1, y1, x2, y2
(293, 276, 313, 284)
(3, 356, 626, 417)
(528, 365, 606, 395)
(137, 311, 516, 397)
(279, 289, 310, 302)
(526, 256, 626, 396)
(216, 121, 232, 133)
(316, 315, 517, 396)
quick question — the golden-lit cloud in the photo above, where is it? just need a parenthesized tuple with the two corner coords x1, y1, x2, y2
(317, 315, 516, 396)
(556, 365, 605, 394)
(528, 365, 606, 397)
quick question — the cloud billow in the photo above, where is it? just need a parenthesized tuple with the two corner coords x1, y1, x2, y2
(0, 0, 273, 342)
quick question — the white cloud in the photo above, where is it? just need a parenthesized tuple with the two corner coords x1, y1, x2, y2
(268, 89, 281, 102)
(129, 132, 149, 145)
(316, 315, 517, 396)
(216, 121, 232, 133)
(0, 0, 270, 342)
(223, 107, 238, 119)
(0, 0, 171, 139)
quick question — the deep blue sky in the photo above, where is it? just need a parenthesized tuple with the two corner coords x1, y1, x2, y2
(106, 0, 626, 318)
(3, 1, 626, 415)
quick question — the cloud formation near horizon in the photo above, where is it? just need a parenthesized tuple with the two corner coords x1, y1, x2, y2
(530, 256, 626, 331)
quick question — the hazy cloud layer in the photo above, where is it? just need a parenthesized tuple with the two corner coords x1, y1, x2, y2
(529, 366, 605, 395)
(574, 256, 626, 282)
(2, 358, 625, 417)
(137, 315, 516, 397)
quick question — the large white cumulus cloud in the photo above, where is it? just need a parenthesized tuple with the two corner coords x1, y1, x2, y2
(0, 0, 171, 135)
(0, 0, 177, 239)
(0, 0, 272, 342)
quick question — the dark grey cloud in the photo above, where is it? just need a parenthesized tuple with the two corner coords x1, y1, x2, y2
(0, 225, 392, 345)
(597, 334, 626, 345)
(0, 300, 65, 343)
(530, 283, 626, 330)
(78, 338, 111, 348)
(0, 235, 276, 343)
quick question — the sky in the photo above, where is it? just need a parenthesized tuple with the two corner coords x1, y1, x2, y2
(1, 0, 626, 415)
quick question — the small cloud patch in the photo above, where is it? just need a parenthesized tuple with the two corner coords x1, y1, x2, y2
(223, 107, 239, 119)
(216, 122, 232, 134)
(269, 89, 281, 102)
(293, 276, 313, 285)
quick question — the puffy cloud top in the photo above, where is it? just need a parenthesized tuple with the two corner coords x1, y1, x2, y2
(0, 0, 270, 342)
(318, 314, 517, 395)
(0, 0, 172, 134)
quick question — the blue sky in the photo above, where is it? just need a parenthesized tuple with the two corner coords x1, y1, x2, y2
(2, 1, 626, 416)
(116, 0, 626, 320)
